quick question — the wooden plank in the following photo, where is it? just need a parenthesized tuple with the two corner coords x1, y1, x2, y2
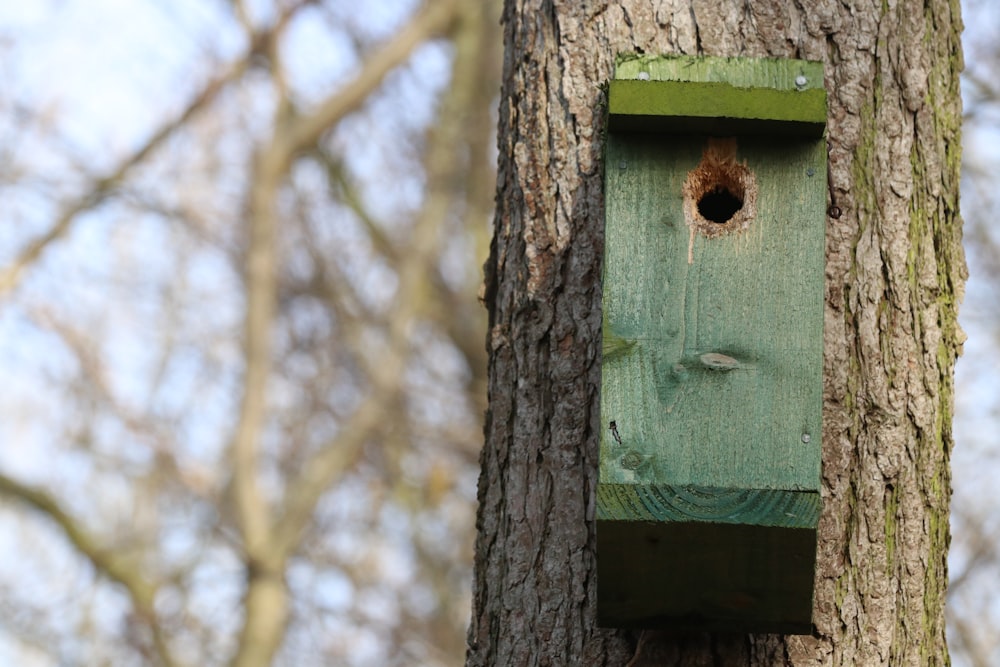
(615, 54, 825, 89)
(600, 134, 825, 494)
(608, 56, 826, 136)
(597, 518, 817, 634)
(597, 55, 826, 632)
(596, 484, 820, 530)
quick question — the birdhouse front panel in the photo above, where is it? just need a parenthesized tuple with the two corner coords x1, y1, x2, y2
(597, 55, 826, 634)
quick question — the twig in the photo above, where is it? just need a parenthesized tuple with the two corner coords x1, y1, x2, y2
(0, 53, 252, 298)
(271, 0, 476, 559)
(0, 473, 180, 667)
(282, 0, 460, 159)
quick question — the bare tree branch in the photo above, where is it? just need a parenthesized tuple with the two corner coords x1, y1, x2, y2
(224, 5, 468, 664)
(271, 0, 485, 560)
(0, 473, 180, 667)
(224, 141, 293, 667)
(0, 0, 498, 662)
(283, 0, 461, 159)
(948, 610, 993, 667)
(0, 55, 252, 298)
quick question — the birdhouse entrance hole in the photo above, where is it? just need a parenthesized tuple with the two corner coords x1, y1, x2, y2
(683, 138, 757, 238)
(698, 186, 743, 224)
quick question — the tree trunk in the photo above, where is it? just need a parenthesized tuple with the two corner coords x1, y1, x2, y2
(469, 1, 965, 665)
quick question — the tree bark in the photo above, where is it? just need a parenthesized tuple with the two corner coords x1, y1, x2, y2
(469, 1, 965, 665)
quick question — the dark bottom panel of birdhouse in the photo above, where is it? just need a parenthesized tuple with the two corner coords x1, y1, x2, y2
(596, 483, 818, 634)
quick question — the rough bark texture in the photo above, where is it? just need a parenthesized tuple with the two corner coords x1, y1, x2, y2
(469, 1, 965, 665)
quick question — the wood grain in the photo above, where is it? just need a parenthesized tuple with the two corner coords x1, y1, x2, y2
(598, 56, 826, 632)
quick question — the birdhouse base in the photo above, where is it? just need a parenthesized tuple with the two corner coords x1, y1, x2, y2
(596, 483, 818, 634)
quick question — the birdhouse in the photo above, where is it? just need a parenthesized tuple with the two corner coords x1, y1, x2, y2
(597, 55, 826, 634)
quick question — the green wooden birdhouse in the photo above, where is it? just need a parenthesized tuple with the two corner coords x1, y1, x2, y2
(597, 55, 827, 634)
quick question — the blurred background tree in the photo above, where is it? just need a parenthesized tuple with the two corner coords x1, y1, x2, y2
(0, 0, 995, 666)
(0, 1, 498, 665)
(948, 2, 1000, 665)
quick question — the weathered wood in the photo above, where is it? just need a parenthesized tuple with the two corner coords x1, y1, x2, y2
(598, 55, 826, 632)
(609, 56, 826, 136)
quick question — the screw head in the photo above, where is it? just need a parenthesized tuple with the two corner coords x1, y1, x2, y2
(801, 433, 811, 444)
(637, 71, 650, 81)
(795, 75, 808, 89)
